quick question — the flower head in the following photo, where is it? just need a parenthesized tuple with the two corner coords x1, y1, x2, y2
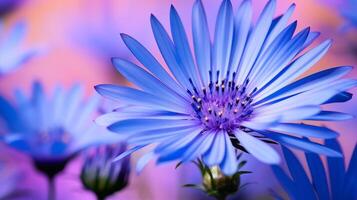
(0, 21, 38, 74)
(323, 0, 357, 30)
(81, 143, 130, 199)
(0, 81, 120, 177)
(272, 139, 357, 200)
(96, 0, 356, 175)
(0, 0, 22, 17)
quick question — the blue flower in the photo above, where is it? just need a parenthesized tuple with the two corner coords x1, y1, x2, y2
(81, 143, 130, 199)
(320, 0, 357, 31)
(0, 0, 22, 17)
(96, 0, 356, 175)
(0, 81, 120, 175)
(0, 21, 38, 74)
(272, 139, 357, 200)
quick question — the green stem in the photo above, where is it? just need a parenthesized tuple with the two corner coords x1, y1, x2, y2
(48, 176, 56, 200)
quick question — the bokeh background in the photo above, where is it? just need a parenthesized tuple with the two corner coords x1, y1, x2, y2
(0, 0, 356, 199)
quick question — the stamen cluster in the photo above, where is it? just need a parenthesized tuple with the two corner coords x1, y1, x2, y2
(188, 71, 255, 132)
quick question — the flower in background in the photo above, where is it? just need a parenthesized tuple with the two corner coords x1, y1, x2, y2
(70, 1, 125, 62)
(0, 0, 23, 17)
(81, 143, 130, 200)
(96, 0, 356, 175)
(0, 81, 121, 199)
(0, 21, 38, 75)
(0, 161, 21, 199)
(320, 0, 357, 31)
(272, 139, 357, 200)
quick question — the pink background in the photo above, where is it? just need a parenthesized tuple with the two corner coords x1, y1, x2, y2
(0, 0, 356, 199)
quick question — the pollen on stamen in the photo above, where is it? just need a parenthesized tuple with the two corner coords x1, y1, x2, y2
(187, 71, 254, 132)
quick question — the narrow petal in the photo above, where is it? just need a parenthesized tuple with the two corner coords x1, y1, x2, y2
(120, 33, 186, 97)
(203, 131, 226, 166)
(220, 133, 238, 175)
(170, 5, 201, 87)
(305, 150, 330, 200)
(192, 0, 211, 84)
(112, 58, 187, 106)
(213, 0, 234, 80)
(325, 139, 345, 200)
(269, 123, 338, 139)
(262, 131, 341, 157)
(151, 15, 191, 88)
(281, 146, 317, 200)
(235, 130, 280, 164)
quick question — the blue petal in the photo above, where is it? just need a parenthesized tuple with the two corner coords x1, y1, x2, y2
(136, 152, 155, 174)
(248, 21, 298, 88)
(324, 91, 353, 104)
(281, 146, 317, 200)
(269, 123, 338, 139)
(120, 33, 186, 97)
(220, 132, 238, 175)
(112, 58, 187, 107)
(257, 66, 353, 105)
(236, 0, 276, 85)
(235, 130, 280, 164)
(95, 84, 186, 112)
(113, 145, 146, 162)
(325, 139, 345, 200)
(261, 131, 342, 157)
(307, 111, 353, 121)
(213, 0, 234, 80)
(62, 84, 83, 128)
(344, 142, 357, 199)
(192, 0, 211, 84)
(108, 118, 199, 135)
(203, 131, 226, 166)
(150, 15, 191, 88)
(262, 3, 295, 52)
(256, 105, 320, 121)
(128, 126, 199, 146)
(156, 129, 202, 163)
(251, 27, 310, 96)
(305, 149, 330, 200)
(254, 40, 332, 102)
(0, 96, 22, 132)
(271, 165, 298, 199)
(229, 0, 252, 74)
(170, 5, 201, 88)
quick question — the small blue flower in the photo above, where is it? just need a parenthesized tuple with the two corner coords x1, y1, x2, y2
(272, 139, 357, 200)
(0, 0, 22, 17)
(96, 0, 356, 175)
(81, 143, 130, 199)
(321, 0, 357, 31)
(0, 21, 37, 74)
(0, 81, 121, 175)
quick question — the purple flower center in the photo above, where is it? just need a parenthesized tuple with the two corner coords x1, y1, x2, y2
(188, 71, 255, 132)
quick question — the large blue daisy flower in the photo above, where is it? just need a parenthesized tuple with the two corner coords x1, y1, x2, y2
(0, 21, 37, 75)
(272, 139, 357, 200)
(0, 81, 120, 175)
(96, 0, 356, 175)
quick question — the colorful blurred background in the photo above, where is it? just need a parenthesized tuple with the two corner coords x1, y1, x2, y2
(0, 0, 356, 199)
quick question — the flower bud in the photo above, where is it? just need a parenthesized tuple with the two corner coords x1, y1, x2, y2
(80, 144, 130, 200)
